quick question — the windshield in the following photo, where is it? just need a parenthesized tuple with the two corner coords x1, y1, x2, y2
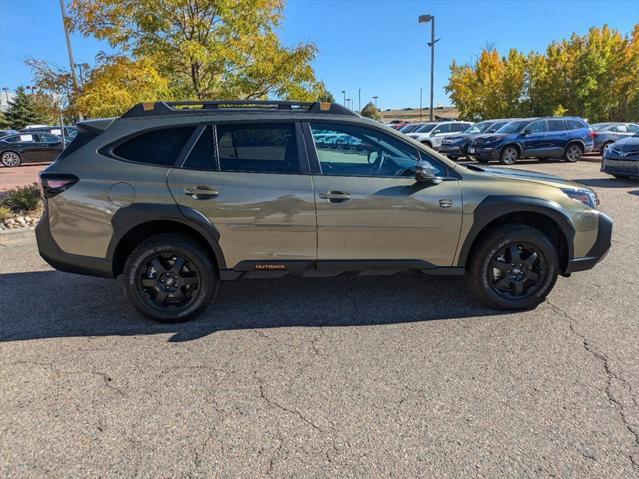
(591, 123, 613, 130)
(415, 123, 437, 133)
(496, 120, 531, 134)
(400, 124, 420, 133)
(464, 121, 492, 134)
(486, 121, 509, 133)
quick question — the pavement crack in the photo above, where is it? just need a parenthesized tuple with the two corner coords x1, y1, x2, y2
(548, 302, 639, 469)
(258, 383, 323, 432)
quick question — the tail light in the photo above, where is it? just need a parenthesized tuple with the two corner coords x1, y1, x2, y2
(39, 173, 78, 198)
(591, 130, 599, 138)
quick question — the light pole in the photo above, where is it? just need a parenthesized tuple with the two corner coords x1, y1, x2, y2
(59, 0, 82, 120)
(346, 99, 352, 110)
(419, 14, 439, 121)
(341, 90, 346, 106)
(419, 87, 423, 122)
(373, 96, 379, 109)
(358, 88, 361, 112)
(2, 87, 8, 103)
(76, 63, 89, 86)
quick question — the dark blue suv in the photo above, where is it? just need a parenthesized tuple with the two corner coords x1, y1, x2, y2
(468, 117, 594, 164)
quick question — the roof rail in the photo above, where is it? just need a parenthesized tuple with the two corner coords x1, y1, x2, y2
(120, 100, 358, 119)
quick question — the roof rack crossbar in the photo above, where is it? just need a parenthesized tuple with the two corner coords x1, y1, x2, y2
(121, 100, 357, 118)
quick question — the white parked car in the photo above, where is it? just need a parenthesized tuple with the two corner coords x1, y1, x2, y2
(407, 121, 474, 150)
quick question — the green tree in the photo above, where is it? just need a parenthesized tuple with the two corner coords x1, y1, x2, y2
(317, 88, 335, 103)
(360, 102, 381, 120)
(4, 87, 47, 129)
(69, 0, 325, 100)
(0, 112, 10, 129)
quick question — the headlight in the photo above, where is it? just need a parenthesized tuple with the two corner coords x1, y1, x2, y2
(561, 188, 598, 209)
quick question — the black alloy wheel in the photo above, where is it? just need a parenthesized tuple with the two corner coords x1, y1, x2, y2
(138, 253, 200, 309)
(487, 242, 545, 299)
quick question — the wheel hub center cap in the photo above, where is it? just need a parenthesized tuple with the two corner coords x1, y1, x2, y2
(158, 272, 179, 291)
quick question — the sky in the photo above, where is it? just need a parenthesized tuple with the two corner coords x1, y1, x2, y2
(0, 0, 637, 110)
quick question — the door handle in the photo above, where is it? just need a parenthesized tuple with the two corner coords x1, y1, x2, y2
(319, 191, 352, 203)
(184, 185, 219, 199)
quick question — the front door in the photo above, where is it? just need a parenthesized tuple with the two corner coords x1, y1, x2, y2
(307, 122, 463, 266)
(167, 123, 317, 269)
(520, 119, 548, 156)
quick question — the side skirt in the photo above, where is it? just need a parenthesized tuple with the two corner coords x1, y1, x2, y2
(219, 260, 465, 280)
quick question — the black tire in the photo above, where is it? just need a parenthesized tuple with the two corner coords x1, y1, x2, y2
(563, 142, 583, 162)
(421, 141, 433, 149)
(475, 157, 490, 164)
(1, 151, 21, 167)
(600, 141, 613, 156)
(468, 224, 559, 310)
(123, 234, 219, 323)
(612, 174, 630, 179)
(499, 145, 519, 165)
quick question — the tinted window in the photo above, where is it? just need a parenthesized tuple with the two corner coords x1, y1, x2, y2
(486, 121, 508, 133)
(565, 119, 586, 130)
(311, 122, 443, 177)
(628, 124, 639, 133)
(113, 127, 195, 166)
(497, 120, 530, 133)
(547, 119, 565, 132)
(433, 123, 451, 134)
(183, 126, 215, 170)
(415, 123, 437, 133)
(39, 133, 62, 142)
(527, 120, 546, 133)
(611, 124, 628, 132)
(216, 124, 298, 174)
(3, 135, 20, 143)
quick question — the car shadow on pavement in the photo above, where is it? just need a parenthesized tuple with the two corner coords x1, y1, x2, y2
(628, 190, 639, 196)
(573, 177, 638, 188)
(0, 270, 507, 343)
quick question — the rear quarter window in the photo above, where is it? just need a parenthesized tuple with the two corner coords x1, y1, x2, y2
(112, 127, 195, 166)
(565, 119, 586, 130)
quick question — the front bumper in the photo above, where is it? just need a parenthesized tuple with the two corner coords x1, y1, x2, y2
(564, 211, 613, 274)
(439, 143, 465, 157)
(601, 157, 639, 177)
(469, 146, 498, 161)
(36, 206, 114, 278)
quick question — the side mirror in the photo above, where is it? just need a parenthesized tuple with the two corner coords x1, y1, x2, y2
(523, 128, 532, 135)
(415, 160, 442, 184)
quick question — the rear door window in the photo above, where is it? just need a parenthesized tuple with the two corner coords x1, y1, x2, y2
(113, 127, 195, 166)
(565, 119, 585, 130)
(182, 126, 216, 170)
(216, 124, 299, 174)
(547, 119, 565, 132)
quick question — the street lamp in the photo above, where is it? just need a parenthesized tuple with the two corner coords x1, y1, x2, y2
(358, 88, 361, 112)
(2, 87, 8, 103)
(419, 14, 439, 121)
(419, 87, 423, 122)
(373, 96, 379, 109)
(341, 90, 346, 106)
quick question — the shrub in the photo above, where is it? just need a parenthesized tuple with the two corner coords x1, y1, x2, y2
(0, 206, 12, 221)
(1, 183, 41, 212)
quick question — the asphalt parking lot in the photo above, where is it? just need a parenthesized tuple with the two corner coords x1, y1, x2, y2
(1, 160, 637, 477)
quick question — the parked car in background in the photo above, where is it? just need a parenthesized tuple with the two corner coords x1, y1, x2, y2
(0, 131, 65, 166)
(22, 125, 77, 140)
(439, 119, 512, 160)
(601, 134, 639, 179)
(468, 117, 593, 164)
(399, 123, 425, 134)
(590, 122, 639, 155)
(406, 121, 474, 150)
(0, 129, 19, 139)
(388, 121, 411, 130)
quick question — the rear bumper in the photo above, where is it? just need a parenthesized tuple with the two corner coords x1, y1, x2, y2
(35, 206, 114, 278)
(564, 211, 613, 274)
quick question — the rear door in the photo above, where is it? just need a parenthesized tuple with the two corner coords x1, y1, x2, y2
(307, 121, 463, 266)
(14, 133, 40, 162)
(545, 119, 567, 157)
(167, 122, 317, 270)
(36, 133, 65, 161)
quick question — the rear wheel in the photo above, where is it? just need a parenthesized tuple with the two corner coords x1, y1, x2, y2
(421, 141, 432, 149)
(564, 143, 583, 162)
(1, 151, 21, 167)
(499, 145, 519, 165)
(468, 225, 559, 310)
(123, 234, 219, 322)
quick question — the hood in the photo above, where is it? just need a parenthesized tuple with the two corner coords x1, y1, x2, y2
(462, 164, 587, 189)
(610, 136, 639, 152)
(444, 133, 471, 142)
(471, 133, 509, 145)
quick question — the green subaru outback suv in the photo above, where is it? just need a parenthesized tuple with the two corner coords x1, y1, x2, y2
(36, 101, 612, 322)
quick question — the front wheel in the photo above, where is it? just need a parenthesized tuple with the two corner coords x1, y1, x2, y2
(123, 234, 219, 322)
(499, 146, 519, 165)
(564, 143, 583, 162)
(600, 142, 613, 156)
(1, 151, 21, 167)
(468, 225, 559, 310)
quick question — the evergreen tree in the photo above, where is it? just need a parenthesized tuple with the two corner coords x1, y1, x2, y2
(4, 86, 47, 129)
(360, 102, 381, 121)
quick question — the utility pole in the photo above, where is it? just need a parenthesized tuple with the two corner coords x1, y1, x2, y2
(358, 88, 361, 112)
(419, 87, 423, 122)
(341, 90, 346, 106)
(59, 0, 82, 120)
(419, 14, 439, 121)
